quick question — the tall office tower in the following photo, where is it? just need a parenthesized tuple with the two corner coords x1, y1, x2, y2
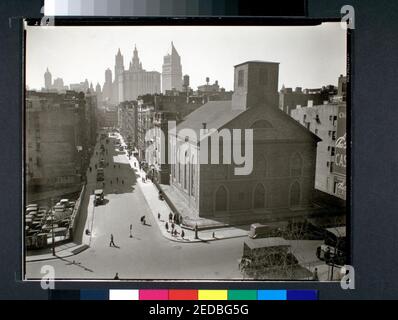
(162, 42, 183, 93)
(117, 45, 161, 102)
(113, 48, 125, 104)
(103, 68, 113, 103)
(44, 68, 52, 90)
(129, 45, 142, 71)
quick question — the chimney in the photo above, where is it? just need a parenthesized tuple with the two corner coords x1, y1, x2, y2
(231, 61, 279, 111)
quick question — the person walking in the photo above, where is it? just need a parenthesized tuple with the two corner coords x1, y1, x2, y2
(181, 229, 185, 239)
(114, 272, 119, 280)
(109, 234, 116, 247)
(129, 224, 132, 238)
(165, 222, 169, 232)
(122, 179, 124, 185)
(158, 212, 161, 220)
(312, 268, 319, 281)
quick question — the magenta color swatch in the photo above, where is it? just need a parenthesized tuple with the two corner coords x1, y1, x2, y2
(139, 290, 169, 300)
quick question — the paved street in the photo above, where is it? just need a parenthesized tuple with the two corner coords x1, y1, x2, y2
(26, 133, 246, 280)
(25, 131, 330, 280)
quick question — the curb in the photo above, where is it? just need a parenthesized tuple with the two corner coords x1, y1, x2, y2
(160, 232, 248, 243)
(118, 134, 249, 244)
(26, 244, 89, 263)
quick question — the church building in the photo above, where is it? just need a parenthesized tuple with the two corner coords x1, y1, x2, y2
(169, 61, 320, 219)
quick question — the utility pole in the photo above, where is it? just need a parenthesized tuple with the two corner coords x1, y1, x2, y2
(51, 198, 55, 256)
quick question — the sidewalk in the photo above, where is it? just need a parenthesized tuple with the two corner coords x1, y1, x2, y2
(117, 133, 248, 243)
(26, 242, 89, 262)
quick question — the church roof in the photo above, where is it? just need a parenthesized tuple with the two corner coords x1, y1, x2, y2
(176, 100, 321, 144)
(176, 100, 244, 141)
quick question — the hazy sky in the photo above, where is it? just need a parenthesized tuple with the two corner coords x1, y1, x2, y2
(26, 23, 346, 91)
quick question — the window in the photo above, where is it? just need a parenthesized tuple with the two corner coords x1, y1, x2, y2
(290, 153, 303, 176)
(290, 181, 301, 207)
(327, 161, 330, 167)
(327, 146, 331, 151)
(333, 180, 339, 193)
(238, 70, 244, 87)
(331, 147, 335, 156)
(255, 156, 267, 177)
(303, 114, 307, 122)
(190, 161, 195, 196)
(184, 162, 188, 189)
(253, 184, 266, 209)
(330, 162, 334, 172)
(215, 186, 228, 212)
(332, 131, 336, 141)
(259, 69, 268, 85)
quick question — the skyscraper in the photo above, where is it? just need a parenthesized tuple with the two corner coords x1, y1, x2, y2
(44, 68, 52, 90)
(112, 45, 160, 103)
(162, 42, 183, 93)
(103, 68, 113, 102)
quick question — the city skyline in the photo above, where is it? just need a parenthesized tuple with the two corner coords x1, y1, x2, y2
(26, 23, 347, 92)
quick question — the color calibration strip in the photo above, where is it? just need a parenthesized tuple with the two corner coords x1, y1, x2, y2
(74, 290, 318, 300)
(43, 0, 305, 17)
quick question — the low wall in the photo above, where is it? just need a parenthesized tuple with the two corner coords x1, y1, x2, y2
(69, 184, 86, 241)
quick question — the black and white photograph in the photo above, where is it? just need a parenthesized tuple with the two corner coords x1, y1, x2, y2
(24, 23, 348, 281)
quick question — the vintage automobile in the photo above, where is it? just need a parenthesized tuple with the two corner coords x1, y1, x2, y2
(94, 189, 105, 206)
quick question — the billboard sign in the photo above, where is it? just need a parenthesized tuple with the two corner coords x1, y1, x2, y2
(334, 105, 346, 176)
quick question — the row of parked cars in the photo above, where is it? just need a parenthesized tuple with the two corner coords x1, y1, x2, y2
(25, 199, 76, 250)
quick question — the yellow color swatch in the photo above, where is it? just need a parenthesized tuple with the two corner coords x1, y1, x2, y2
(198, 290, 228, 300)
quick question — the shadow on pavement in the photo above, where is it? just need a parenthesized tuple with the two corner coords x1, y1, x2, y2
(56, 255, 94, 273)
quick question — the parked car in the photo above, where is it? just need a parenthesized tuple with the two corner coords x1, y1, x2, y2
(94, 189, 105, 206)
(96, 168, 105, 181)
(248, 223, 286, 239)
